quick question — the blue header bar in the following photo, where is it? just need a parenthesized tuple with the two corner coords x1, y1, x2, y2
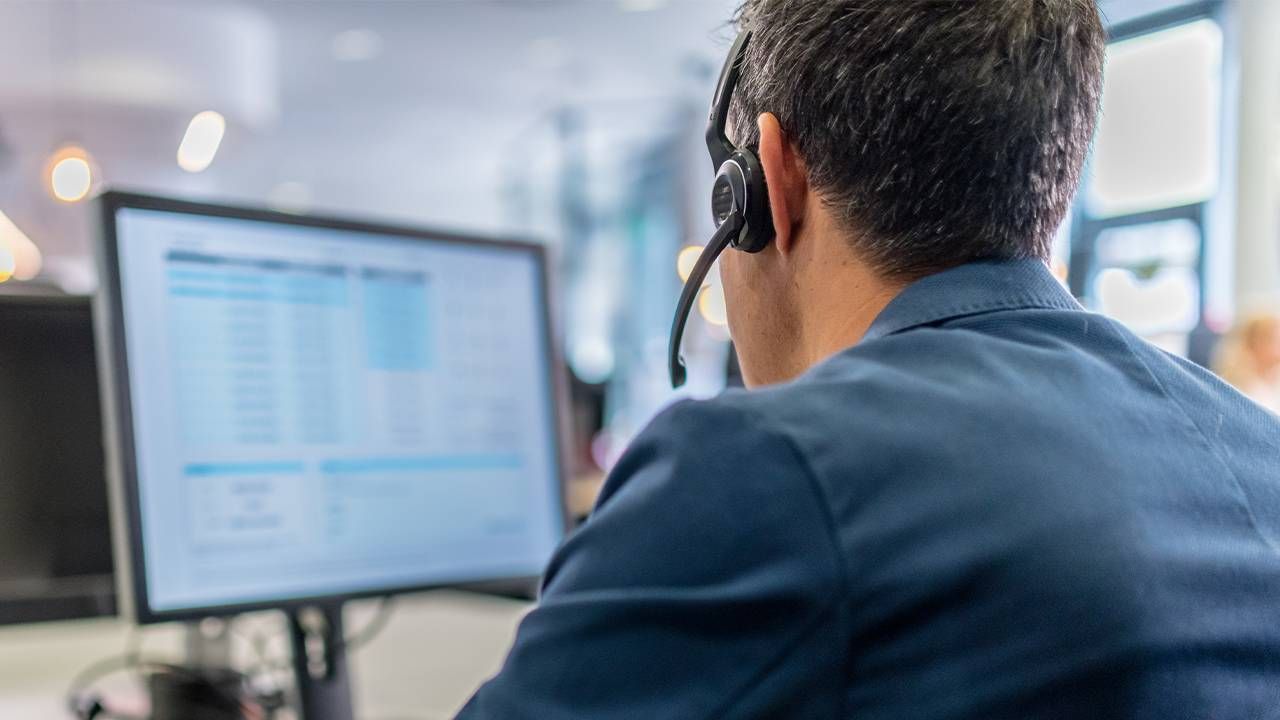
(167, 250, 346, 277)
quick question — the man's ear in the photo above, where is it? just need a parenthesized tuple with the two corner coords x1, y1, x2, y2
(756, 112, 806, 255)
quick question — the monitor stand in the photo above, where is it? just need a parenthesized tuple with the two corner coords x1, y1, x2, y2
(184, 618, 233, 669)
(288, 604, 355, 720)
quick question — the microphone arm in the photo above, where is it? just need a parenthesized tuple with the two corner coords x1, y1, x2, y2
(668, 213, 742, 388)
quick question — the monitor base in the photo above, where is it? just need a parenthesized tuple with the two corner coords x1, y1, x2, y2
(289, 604, 355, 720)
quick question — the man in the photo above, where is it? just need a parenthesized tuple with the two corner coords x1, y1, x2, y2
(459, 1, 1280, 718)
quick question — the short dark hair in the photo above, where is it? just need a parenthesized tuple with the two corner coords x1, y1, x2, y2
(731, 0, 1105, 280)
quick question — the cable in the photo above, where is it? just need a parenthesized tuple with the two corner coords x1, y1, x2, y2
(342, 596, 397, 653)
(65, 629, 145, 717)
(68, 600, 399, 720)
(66, 628, 260, 720)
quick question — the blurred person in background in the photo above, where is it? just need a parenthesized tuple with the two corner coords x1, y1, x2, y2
(1216, 312, 1280, 412)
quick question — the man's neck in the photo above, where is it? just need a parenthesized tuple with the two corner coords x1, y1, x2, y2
(798, 258, 905, 371)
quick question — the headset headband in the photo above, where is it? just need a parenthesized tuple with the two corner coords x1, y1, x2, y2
(706, 31, 751, 170)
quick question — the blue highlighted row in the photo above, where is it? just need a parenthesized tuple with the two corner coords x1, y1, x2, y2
(182, 455, 523, 477)
(184, 461, 307, 477)
(168, 270, 271, 285)
(169, 286, 348, 306)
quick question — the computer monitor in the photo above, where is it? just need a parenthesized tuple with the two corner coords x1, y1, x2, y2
(95, 192, 569, 718)
(0, 295, 116, 625)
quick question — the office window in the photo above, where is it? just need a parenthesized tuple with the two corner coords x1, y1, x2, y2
(1087, 19, 1223, 218)
(1092, 219, 1202, 355)
(1070, 6, 1228, 365)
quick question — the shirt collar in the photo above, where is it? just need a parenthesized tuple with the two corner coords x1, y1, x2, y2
(861, 259, 1082, 343)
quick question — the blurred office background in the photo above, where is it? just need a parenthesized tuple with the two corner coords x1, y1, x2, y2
(0, 0, 747, 476)
(2, 0, 1279, 465)
(1, 1, 1279, 714)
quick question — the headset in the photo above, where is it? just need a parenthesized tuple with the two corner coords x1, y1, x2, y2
(669, 30, 775, 388)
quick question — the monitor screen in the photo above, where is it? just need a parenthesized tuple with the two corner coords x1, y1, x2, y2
(100, 195, 566, 619)
(0, 296, 116, 625)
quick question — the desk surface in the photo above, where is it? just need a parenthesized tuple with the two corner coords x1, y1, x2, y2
(0, 590, 528, 720)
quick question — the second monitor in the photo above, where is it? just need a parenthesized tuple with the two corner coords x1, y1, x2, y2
(0, 295, 115, 626)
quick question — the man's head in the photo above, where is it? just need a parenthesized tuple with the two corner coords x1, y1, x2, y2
(718, 0, 1105, 387)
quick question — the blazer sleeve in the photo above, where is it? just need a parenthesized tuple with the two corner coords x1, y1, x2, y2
(455, 398, 847, 720)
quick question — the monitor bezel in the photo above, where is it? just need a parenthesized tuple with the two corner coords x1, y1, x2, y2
(95, 190, 572, 624)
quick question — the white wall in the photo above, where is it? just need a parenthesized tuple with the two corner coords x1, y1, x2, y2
(1232, 0, 1280, 312)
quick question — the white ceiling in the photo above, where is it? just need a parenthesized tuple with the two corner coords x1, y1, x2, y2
(0, 0, 738, 282)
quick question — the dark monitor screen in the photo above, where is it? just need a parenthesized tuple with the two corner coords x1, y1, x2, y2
(0, 295, 116, 625)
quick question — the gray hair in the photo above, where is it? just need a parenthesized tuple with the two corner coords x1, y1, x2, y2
(730, 0, 1106, 280)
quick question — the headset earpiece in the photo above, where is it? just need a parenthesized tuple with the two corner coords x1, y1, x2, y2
(714, 150, 773, 254)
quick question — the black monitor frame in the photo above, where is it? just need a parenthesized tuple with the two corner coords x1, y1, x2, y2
(95, 190, 572, 625)
(0, 294, 118, 626)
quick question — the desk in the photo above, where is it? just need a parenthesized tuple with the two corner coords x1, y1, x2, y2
(0, 591, 528, 720)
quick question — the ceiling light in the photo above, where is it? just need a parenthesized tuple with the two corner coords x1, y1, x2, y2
(47, 146, 94, 203)
(332, 29, 383, 62)
(177, 111, 226, 173)
(0, 211, 42, 281)
(0, 242, 12, 283)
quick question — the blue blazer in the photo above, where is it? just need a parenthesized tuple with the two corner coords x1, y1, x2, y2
(458, 260, 1280, 719)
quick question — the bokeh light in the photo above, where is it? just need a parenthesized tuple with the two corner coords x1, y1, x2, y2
(177, 111, 227, 173)
(677, 245, 702, 282)
(48, 147, 94, 203)
(698, 284, 727, 326)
